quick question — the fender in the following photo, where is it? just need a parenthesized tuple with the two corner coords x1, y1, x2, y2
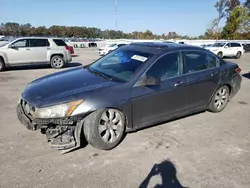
(71, 99, 133, 131)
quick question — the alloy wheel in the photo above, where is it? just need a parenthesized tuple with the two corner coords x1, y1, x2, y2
(236, 52, 241, 59)
(52, 58, 63, 68)
(214, 87, 229, 110)
(98, 109, 123, 143)
(217, 52, 223, 58)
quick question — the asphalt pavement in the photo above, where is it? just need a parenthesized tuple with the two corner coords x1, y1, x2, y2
(0, 48, 250, 188)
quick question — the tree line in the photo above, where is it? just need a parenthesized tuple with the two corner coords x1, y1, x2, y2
(205, 0, 250, 39)
(0, 0, 249, 40)
(0, 23, 197, 40)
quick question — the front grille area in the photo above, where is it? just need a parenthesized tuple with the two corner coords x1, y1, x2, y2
(21, 99, 36, 117)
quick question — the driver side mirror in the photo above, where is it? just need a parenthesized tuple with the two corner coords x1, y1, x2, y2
(141, 76, 160, 86)
(9, 44, 17, 49)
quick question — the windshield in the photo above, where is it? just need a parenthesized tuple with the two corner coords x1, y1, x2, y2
(212, 43, 225, 47)
(88, 48, 152, 82)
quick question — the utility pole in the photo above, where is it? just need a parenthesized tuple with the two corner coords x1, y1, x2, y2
(114, 0, 118, 30)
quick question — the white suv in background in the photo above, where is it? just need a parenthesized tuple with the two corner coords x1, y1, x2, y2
(205, 42, 244, 59)
(98, 43, 127, 56)
(0, 37, 72, 71)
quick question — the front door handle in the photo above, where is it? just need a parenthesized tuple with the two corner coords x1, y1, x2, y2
(26, 48, 31, 51)
(174, 81, 184, 87)
(211, 72, 219, 77)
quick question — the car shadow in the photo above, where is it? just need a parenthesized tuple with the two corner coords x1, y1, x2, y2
(223, 57, 237, 60)
(242, 72, 250, 79)
(5, 62, 82, 72)
(139, 159, 188, 188)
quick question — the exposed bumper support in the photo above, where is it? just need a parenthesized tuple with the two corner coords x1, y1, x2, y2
(60, 120, 84, 154)
(17, 103, 85, 154)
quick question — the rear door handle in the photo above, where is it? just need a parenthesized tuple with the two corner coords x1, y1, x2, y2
(26, 48, 31, 51)
(174, 81, 184, 87)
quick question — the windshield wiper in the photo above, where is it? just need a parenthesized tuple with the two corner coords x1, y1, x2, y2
(87, 67, 113, 81)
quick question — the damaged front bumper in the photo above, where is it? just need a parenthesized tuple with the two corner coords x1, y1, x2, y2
(17, 102, 85, 153)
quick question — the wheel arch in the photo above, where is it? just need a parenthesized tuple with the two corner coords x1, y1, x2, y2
(0, 55, 5, 64)
(50, 53, 64, 60)
(73, 100, 133, 132)
(0, 53, 8, 64)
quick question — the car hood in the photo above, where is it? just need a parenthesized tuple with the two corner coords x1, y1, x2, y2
(205, 46, 220, 50)
(22, 67, 116, 107)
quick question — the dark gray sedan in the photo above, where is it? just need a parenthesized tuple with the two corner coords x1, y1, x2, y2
(17, 42, 242, 152)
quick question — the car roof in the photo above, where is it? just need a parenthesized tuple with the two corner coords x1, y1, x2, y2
(127, 42, 204, 54)
(14, 37, 63, 40)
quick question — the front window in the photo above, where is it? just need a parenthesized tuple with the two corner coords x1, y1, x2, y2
(146, 52, 182, 81)
(11, 39, 28, 48)
(88, 48, 152, 82)
(212, 43, 225, 47)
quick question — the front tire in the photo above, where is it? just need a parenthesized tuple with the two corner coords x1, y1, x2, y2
(84, 109, 125, 150)
(208, 85, 230, 113)
(235, 51, 242, 59)
(217, 52, 223, 58)
(50, 55, 65, 69)
(0, 58, 5, 72)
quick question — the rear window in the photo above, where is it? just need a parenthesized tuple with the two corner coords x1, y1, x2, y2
(53, 39, 67, 46)
(231, 43, 241, 47)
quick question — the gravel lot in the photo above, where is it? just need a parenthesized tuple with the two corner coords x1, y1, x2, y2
(0, 48, 250, 188)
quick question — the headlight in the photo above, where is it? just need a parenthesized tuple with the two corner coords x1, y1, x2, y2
(34, 100, 83, 118)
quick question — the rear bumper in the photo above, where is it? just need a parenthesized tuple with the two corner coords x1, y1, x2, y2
(230, 73, 242, 99)
(65, 57, 72, 63)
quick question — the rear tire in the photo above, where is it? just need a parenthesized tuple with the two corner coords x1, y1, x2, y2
(84, 109, 125, 150)
(0, 58, 5, 72)
(235, 51, 242, 59)
(217, 52, 223, 58)
(208, 85, 230, 113)
(50, 55, 65, 69)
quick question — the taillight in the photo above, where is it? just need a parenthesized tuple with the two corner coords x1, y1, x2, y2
(235, 67, 241, 73)
(65, 46, 70, 50)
